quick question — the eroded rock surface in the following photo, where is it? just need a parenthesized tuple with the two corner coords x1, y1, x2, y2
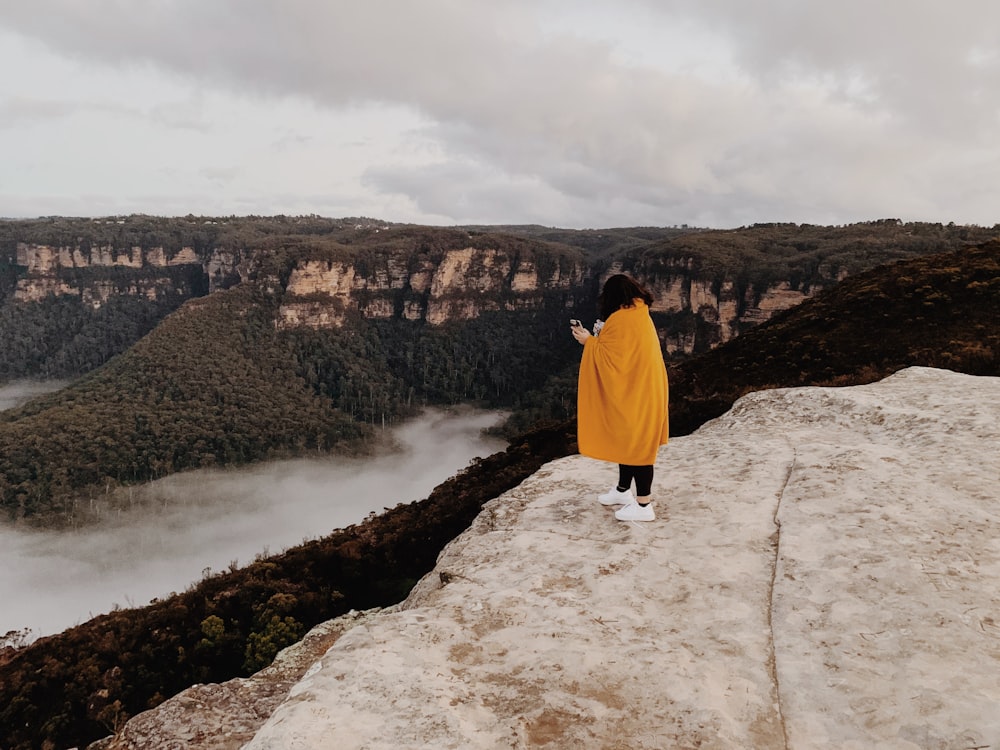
(97, 368, 1000, 748)
(243, 367, 1000, 749)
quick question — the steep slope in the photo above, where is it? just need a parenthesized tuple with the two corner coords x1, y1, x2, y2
(668, 239, 1000, 434)
(0, 284, 368, 524)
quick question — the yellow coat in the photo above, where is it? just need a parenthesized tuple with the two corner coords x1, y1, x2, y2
(577, 300, 669, 465)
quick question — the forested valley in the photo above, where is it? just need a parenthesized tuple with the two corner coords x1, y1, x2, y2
(0, 284, 584, 524)
(1, 217, 998, 749)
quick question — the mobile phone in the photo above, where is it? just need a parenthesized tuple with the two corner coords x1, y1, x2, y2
(570, 319, 582, 328)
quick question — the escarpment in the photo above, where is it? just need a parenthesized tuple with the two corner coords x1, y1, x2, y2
(272, 245, 819, 342)
(7, 236, 820, 348)
(276, 246, 588, 329)
(3, 217, 990, 373)
(644, 271, 816, 353)
(11, 242, 250, 306)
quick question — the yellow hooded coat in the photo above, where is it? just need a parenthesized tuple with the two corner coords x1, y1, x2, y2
(577, 299, 669, 465)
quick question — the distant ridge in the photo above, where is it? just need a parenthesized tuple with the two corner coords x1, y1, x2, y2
(668, 239, 1000, 434)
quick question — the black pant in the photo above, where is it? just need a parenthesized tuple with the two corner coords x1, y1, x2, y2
(618, 464, 654, 497)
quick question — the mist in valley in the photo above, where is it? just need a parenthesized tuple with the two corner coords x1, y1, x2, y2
(0, 395, 507, 640)
(0, 379, 68, 411)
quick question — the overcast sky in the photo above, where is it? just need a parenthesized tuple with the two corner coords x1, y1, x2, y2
(1, 1, 999, 229)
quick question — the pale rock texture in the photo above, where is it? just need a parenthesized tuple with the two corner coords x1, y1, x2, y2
(12, 277, 79, 303)
(511, 258, 541, 292)
(284, 260, 358, 299)
(644, 271, 818, 353)
(205, 248, 256, 292)
(167, 247, 199, 266)
(9, 240, 818, 346)
(12, 242, 205, 307)
(646, 275, 687, 313)
(426, 248, 517, 325)
(274, 300, 348, 329)
(276, 247, 587, 329)
(233, 367, 998, 749)
(429, 247, 508, 296)
(88, 368, 1000, 748)
(15, 243, 199, 273)
(742, 281, 814, 325)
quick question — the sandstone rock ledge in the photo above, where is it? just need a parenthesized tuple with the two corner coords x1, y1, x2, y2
(108, 368, 1000, 749)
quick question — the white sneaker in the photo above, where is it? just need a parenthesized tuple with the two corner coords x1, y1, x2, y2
(598, 487, 634, 506)
(615, 501, 655, 522)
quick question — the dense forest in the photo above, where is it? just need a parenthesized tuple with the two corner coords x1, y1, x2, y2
(0, 284, 364, 523)
(0, 280, 585, 524)
(0, 275, 202, 381)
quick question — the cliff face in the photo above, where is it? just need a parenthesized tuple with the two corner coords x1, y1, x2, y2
(10, 242, 250, 307)
(8, 238, 818, 350)
(276, 247, 588, 329)
(274, 247, 818, 348)
(598, 257, 820, 353)
(5, 218, 994, 370)
(646, 274, 816, 353)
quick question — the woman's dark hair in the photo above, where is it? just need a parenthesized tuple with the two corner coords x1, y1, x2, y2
(598, 274, 654, 319)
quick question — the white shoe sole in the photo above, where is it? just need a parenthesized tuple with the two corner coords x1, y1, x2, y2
(614, 503, 655, 522)
(598, 490, 634, 506)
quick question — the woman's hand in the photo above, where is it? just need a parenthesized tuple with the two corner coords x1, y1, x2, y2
(571, 324, 591, 344)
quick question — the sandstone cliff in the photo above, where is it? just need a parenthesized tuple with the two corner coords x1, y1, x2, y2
(6, 235, 821, 353)
(10, 242, 249, 306)
(94, 367, 1000, 749)
(274, 247, 819, 350)
(646, 272, 816, 352)
(4, 218, 993, 366)
(275, 246, 588, 329)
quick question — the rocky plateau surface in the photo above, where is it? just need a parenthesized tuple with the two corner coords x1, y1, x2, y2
(93, 367, 1000, 749)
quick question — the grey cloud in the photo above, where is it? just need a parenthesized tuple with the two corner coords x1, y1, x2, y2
(643, 1, 1000, 134)
(0, 1, 523, 106)
(0, 93, 209, 133)
(2, 1, 998, 226)
(147, 101, 214, 132)
(0, 193, 126, 218)
(199, 165, 243, 185)
(0, 96, 75, 127)
(0, 95, 134, 128)
(272, 132, 314, 151)
(363, 160, 569, 225)
(364, 158, 766, 229)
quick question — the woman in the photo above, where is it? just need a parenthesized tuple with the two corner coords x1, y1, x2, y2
(572, 274, 669, 522)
